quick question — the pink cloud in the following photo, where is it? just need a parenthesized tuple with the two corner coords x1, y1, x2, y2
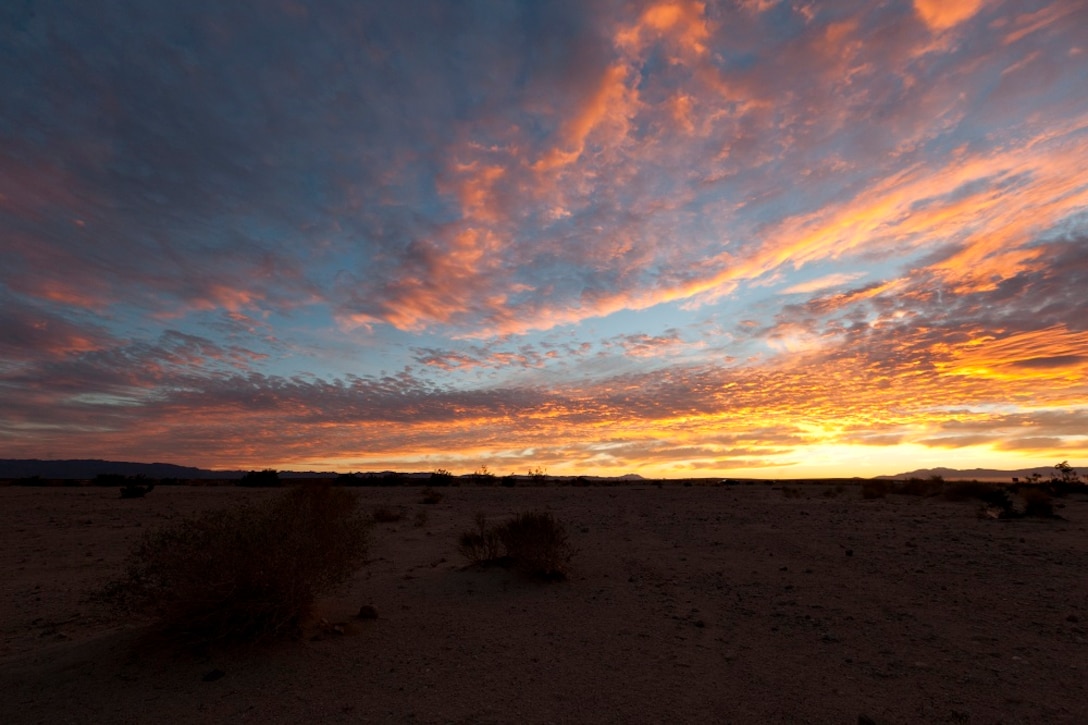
(913, 0, 987, 32)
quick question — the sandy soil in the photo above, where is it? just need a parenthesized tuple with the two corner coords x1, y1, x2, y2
(1, 483, 1086, 724)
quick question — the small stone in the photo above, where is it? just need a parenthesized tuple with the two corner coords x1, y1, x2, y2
(845, 549, 854, 557)
(202, 669, 225, 682)
(357, 604, 379, 620)
(1067, 614, 1080, 623)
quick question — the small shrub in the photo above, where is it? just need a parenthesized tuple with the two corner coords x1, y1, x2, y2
(120, 480, 155, 499)
(896, 477, 943, 497)
(413, 509, 429, 528)
(420, 487, 443, 505)
(943, 481, 1012, 510)
(458, 513, 505, 564)
(499, 512, 574, 580)
(471, 466, 496, 486)
(458, 511, 574, 580)
(781, 485, 802, 498)
(430, 469, 455, 486)
(237, 469, 281, 487)
(98, 485, 368, 644)
(1020, 488, 1055, 518)
(861, 480, 891, 499)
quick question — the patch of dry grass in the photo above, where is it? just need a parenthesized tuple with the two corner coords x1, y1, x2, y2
(459, 511, 574, 580)
(98, 485, 369, 645)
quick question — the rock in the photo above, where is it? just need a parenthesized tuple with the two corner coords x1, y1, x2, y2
(357, 604, 379, 620)
(202, 669, 225, 682)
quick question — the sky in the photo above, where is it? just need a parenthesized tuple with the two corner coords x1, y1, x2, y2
(2, 0, 1087, 478)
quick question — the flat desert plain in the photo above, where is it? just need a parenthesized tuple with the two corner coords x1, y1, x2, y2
(2, 483, 1086, 724)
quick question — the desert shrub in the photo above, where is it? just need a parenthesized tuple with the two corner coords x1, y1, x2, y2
(943, 481, 1011, 509)
(420, 487, 443, 504)
(99, 485, 368, 644)
(459, 511, 574, 580)
(471, 466, 496, 486)
(458, 513, 505, 564)
(1047, 461, 1085, 496)
(1020, 488, 1055, 518)
(430, 469, 455, 486)
(237, 469, 281, 487)
(413, 509, 429, 528)
(861, 480, 891, 499)
(119, 479, 155, 499)
(781, 485, 802, 498)
(499, 512, 574, 579)
(93, 473, 128, 487)
(896, 477, 943, 497)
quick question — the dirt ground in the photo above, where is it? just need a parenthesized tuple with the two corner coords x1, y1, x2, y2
(1, 482, 1086, 724)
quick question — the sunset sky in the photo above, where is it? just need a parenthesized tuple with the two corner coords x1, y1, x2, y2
(2, 0, 1087, 478)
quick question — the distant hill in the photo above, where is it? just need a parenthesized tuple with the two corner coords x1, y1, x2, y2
(0, 459, 654, 482)
(0, 459, 222, 480)
(0, 459, 340, 480)
(878, 466, 1085, 482)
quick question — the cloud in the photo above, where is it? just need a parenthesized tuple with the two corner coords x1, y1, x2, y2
(913, 0, 987, 31)
(781, 273, 868, 295)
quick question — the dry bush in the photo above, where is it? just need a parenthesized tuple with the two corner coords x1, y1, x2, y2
(499, 511, 574, 580)
(458, 513, 505, 564)
(942, 481, 1012, 509)
(420, 487, 443, 504)
(459, 511, 574, 580)
(99, 485, 369, 645)
(861, 480, 891, 499)
(781, 485, 803, 499)
(896, 477, 944, 497)
(1020, 488, 1055, 518)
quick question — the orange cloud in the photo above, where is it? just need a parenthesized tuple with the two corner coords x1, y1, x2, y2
(444, 162, 507, 222)
(615, 1, 710, 56)
(913, 0, 987, 32)
(534, 64, 634, 172)
(1002, 1, 1083, 45)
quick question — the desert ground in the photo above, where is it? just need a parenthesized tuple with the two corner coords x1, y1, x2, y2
(1, 482, 1086, 724)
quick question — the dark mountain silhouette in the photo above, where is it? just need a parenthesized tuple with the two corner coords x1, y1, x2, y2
(0, 459, 337, 480)
(878, 465, 1084, 482)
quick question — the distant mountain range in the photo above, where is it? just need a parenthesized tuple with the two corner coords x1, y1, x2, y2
(0, 459, 1078, 482)
(877, 466, 1085, 482)
(0, 459, 336, 480)
(0, 459, 647, 481)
